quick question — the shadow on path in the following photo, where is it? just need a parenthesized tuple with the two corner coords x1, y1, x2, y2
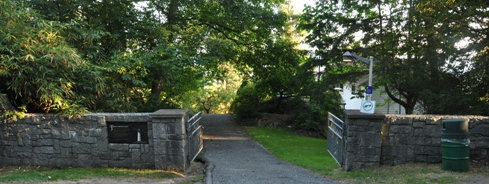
(201, 114, 337, 184)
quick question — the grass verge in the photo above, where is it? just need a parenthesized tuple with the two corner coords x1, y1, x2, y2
(0, 166, 178, 183)
(245, 126, 489, 184)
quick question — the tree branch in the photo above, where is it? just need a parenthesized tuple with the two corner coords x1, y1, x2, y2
(384, 85, 408, 108)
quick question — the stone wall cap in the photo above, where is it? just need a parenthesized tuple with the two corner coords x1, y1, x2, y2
(151, 109, 190, 118)
(346, 110, 385, 119)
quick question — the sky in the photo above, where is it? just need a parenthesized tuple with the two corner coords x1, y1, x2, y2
(290, 0, 315, 14)
(290, 0, 316, 50)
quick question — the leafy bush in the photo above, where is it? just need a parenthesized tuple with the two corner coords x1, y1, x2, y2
(287, 103, 328, 136)
(231, 82, 265, 119)
(0, 1, 89, 114)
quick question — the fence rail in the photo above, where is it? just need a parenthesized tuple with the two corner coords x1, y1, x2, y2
(327, 112, 345, 166)
(186, 112, 203, 163)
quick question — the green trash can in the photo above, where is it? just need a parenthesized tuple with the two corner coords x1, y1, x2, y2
(442, 119, 469, 172)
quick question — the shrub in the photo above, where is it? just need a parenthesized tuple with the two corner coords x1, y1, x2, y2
(287, 103, 328, 136)
(231, 82, 265, 119)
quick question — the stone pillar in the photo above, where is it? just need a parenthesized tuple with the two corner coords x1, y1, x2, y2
(343, 110, 385, 171)
(150, 109, 189, 172)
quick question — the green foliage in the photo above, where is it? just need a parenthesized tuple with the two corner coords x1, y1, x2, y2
(0, 0, 296, 115)
(231, 3, 342, 135)
(300, 0, 489, 115)
(287, 103, 326, 133)
(179, 62, 242, 114)
(0, 0, 88, 114)
(231, 82, 265, 119)
(287, 90, 342, 135)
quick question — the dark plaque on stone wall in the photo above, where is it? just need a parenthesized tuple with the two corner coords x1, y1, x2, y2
(107, 122, 148, 144)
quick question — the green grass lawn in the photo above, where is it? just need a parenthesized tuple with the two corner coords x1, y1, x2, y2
(0, 167, 178, 183)
(246, 126, 489, 184)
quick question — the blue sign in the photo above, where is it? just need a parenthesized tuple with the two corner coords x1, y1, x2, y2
(366, 86, 373, 94)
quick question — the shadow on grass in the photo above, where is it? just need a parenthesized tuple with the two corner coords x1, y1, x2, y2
(245, 126, 489, 184)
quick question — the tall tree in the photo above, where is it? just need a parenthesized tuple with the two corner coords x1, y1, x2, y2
(21, 0, 291, 113)
(301, 0, 489, 114)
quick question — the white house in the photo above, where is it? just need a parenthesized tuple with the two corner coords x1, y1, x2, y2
(336, 82, 407, 114)
(314, 67, 417, 114)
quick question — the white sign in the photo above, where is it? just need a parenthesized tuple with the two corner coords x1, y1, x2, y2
(360, 100, 376, 114)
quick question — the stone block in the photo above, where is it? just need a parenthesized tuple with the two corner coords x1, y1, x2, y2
(425, 118, 437, 125)
(413, 128, 424, 137)
(470, 124, 489, 136)
(76, 154, 93, 167)
(472, 137, 489, 147)
(59, 140, 72, 148)
(79, 136, 97, 144)
(414, 155, 427, 162)
(423, 125, 441, 137)
(60, 147, 72, 157)
(98, 152, 113, 160)
(390, 125, 400, 133)
(61, 132, 70, 140)
(394, 135, 408, 144)
(98, 118, 106, 127)
(352, 119, 370, 126)
(358, 133, 381, 146)
(413, 121, 425, 128)
(55, 158, 73, 167)
(92, 159, 109, 167)
(33, 139, 54, 146)
(414, 137, 426, 145)
(73, 143, 91, 154)
(33, 146, 54, 154)
(154, 153, 186, 171)
(113, 151, 130, 159)
(90, 120, 98, 129)
(423, 138, 432, 145)
(141, 144, 151, 153)
(109, 159, 132, 168)
(129, 144, 141, 149)
(407, 137, 418, 145)
(398, 118, 413, 125)
(424, 146, 441, 156)
(110, 143, 129, 151)
(427, 156, 440, 163)
(41, 129, 51, 134)
(131, 150, 141, 160)
(140, 152, 153, 162)
(89, 128, 102, 137)
(431, 138, 441, 145)
(94, 142, 109, 152)
(40, 134, 52, 139)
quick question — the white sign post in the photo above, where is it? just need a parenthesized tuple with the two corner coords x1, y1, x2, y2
(360, 100, 376, 114)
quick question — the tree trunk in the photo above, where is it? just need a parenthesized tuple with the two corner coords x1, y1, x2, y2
(148, 0, 180, 104)
(150, 77, 163, 103)
(384, 85, 416, 114)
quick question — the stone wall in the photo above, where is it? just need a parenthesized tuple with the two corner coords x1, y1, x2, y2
(343, 110, 384, 171)
(0, 109, 196, 171)
(151, 109, 189, 171)
(341, 111, 489, 170)
(381, 115, 489, 165)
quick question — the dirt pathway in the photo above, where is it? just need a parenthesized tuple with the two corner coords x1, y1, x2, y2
(201, 114, 337, 184)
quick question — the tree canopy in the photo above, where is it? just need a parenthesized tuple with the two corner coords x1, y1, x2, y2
(1, 0, 299, 114)
(300, 0, 489, 115)
(1, 0, 488, 118)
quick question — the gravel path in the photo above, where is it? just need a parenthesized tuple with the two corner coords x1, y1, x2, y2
(201, 114, 337, 184)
